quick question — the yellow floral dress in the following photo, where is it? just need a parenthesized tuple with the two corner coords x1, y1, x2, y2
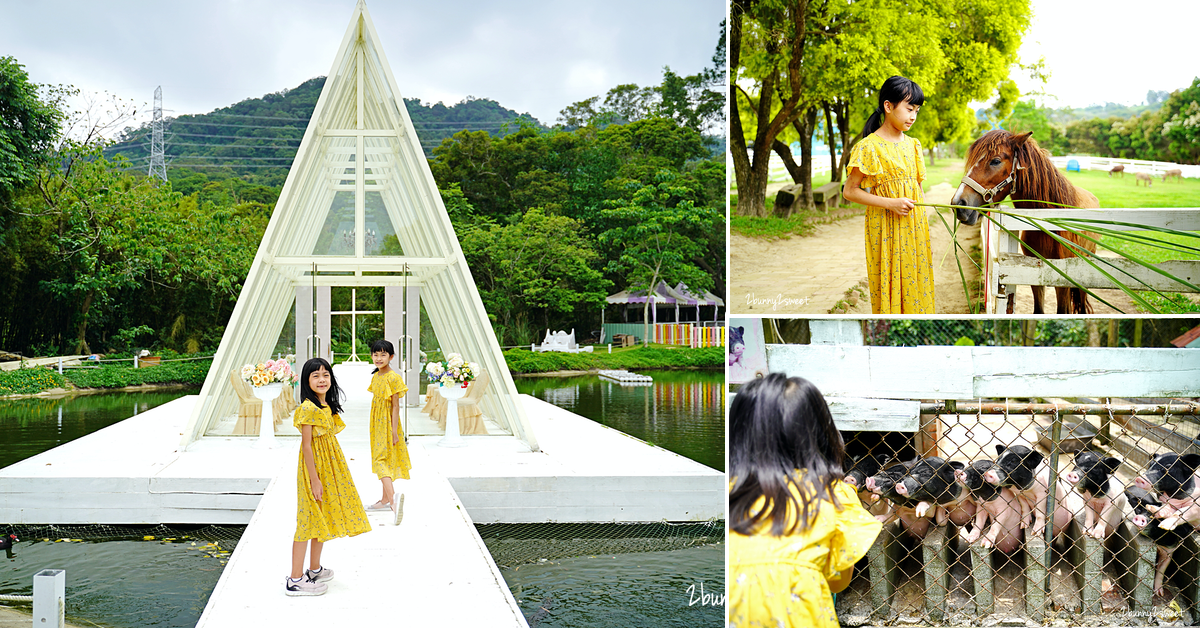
(367, 369, 412, 480)
(729, 480, 882, 628)
(293, 400, 371, 542)
(847, 132, 936, 314)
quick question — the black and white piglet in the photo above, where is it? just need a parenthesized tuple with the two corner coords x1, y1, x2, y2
(1062, 450, 1126, 540)
(1134, 453, 1200, 531)
(1125, 485, 1193, 597)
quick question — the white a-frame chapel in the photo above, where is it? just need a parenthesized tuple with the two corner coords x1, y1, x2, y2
(181, 0, 537, 450)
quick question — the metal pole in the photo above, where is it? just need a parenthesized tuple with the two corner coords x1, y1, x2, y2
(1042, 406, 1062, 612)
(918, 401, 1200, 416)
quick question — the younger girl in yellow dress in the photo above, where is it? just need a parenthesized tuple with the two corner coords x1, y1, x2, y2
(365, 339, 412, 526)
(843, 75, 935, 314)
(728, 373, 882, 628)
(286, 358, 371, 597)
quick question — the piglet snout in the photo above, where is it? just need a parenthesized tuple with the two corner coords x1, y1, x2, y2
(894, 482, 909, 496)
(1131, 514, 1149, 529)
(983, 469, 1001, 485)
(845, 476, 858, 487)
(1063, 471, 1079, 484)
(865, 476, 877, 491)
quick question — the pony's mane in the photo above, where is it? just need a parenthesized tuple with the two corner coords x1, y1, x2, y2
(966, 130, 1079, 209)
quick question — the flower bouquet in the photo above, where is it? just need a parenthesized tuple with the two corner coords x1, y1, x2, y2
(425, 352, 480, 388)
(240, 359, 299, 388)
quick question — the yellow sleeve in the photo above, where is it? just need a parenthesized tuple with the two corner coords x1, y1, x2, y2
(389, 371, 409, 398)
(293, 401, 327, 433)
(846, 136, 882, 190)
(825, 482, 883, 583)
(913, 138, 926, 185)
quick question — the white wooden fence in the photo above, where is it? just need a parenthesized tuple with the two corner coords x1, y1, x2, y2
(765, 342, 1200, 429)
(982, 208, 1200, 314)
(1050, 155, 1200, 178)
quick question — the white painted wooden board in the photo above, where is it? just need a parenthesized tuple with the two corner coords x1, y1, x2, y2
(997, 253, 1199, 292)
(826, 397, 920, 432)
(993, 208, 1200, 232)
(767, 345, 1200, 400)
(766, 345, 975, 398)
(972, 347, 1200, 397)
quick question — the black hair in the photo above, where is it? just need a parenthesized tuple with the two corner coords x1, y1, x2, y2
(729, 373, 846, 537)
(299, 357, 344, 415)
(369, 339, 395, 374)
(860, 75, 925, 138)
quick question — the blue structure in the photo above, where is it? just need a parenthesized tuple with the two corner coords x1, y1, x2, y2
(1067, 159, 1080, 172)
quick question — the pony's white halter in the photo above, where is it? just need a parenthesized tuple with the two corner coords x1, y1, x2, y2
(961, 157, 1024, 204)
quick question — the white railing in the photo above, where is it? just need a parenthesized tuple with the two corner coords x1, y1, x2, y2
(1050, 155, 1200, 178)
(982, 208, 1200, 314)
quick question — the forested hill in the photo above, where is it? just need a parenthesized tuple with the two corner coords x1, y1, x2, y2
(106, 76, 543, 190)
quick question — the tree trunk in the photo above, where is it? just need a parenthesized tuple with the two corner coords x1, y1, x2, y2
(74, 290, 94, 354)
(729, 0, 809, 218)
(1086, 320, 1101, 347)
(823, 102, 838, 178)
(928, 146, 936, 166)
(835, 101, 853, 180)
(771, 139, 803, 185)
(793, 107, 818, 211)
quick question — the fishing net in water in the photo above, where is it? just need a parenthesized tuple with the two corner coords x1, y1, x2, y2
(476, 520, 725, 569)
(4, 523, 244, 544)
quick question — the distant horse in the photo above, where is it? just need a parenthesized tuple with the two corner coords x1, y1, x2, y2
(1136, 172, 1154, 187)
(1109, 164, 1125, 178)
(1163, 168, 1182, 182)
(951, 130, 1099, 314)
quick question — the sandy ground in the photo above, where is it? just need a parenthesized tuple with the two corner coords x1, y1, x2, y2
(730, 182, 1139, 315)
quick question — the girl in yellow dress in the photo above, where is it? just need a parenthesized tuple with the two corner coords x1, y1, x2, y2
(365, 339, 412, 526)
(729, 373, 882, 628)
(286, 358, 371, 597)
(843, 75, 935, 314)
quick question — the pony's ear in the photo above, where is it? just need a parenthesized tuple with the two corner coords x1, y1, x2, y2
(1012, 132, 1033, 147)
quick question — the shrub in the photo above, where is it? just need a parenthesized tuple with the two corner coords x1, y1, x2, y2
(0, 367, 70, 396)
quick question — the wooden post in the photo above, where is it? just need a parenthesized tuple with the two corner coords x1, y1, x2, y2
(1108, 319, 1119, 347)
(923, 525, 949, 622)
(1134, 319, 1143, 348)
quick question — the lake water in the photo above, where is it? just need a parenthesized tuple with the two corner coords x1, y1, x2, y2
(0, 373, 725, 627)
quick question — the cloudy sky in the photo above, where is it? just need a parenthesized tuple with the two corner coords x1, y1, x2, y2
(1016, 0, 1199, 108)
(1, 0, 724, 129)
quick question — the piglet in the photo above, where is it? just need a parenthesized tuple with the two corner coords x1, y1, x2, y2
(956, 460, 1023, 553)
(1134, 453, 1200, 531)
(866, 460, 930, 538)
(984, 444, 1076, 540)
(1062, 451, 1127, 539)
(844, 455, 889, 516)
(1125, 485, 1193, 597)
(892, 457, 973, 526)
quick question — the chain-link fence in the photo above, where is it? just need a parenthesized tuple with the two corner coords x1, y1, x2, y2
(475, 520, 725, 569)
(737, 319, 1200, 626)
(835, 398, 1200, 626)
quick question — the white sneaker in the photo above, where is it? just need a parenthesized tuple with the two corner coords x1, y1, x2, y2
(285, 576, 327, 596)
(305, 566, 334, 583)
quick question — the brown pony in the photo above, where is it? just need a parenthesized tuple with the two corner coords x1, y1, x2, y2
(951, 130, 1099, 314)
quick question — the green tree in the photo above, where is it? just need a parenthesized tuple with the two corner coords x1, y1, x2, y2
(461, 208, 611, 345)
(599, 173, 721, 345)
(0, 57, 64, 206)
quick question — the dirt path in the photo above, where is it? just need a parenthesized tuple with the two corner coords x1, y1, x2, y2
(731, 183, 976, 314)
(731, 183, 1139, 315)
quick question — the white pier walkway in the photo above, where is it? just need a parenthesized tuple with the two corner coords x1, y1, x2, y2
(0, 363, 723, 625)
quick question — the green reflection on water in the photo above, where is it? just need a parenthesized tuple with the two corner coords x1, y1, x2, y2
(0, 390, 192, 470)
(514, 369, 725, 472)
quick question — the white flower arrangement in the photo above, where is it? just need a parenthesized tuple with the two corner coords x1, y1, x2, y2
(425, 352, 480, 387)
(240, 359, 299, 388)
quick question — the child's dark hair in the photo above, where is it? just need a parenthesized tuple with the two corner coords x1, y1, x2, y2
(729, 373, 846, 537)
(369, 339, 395, 374)
(861, 75, 925, 138)
(299, 358, 344, 415)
